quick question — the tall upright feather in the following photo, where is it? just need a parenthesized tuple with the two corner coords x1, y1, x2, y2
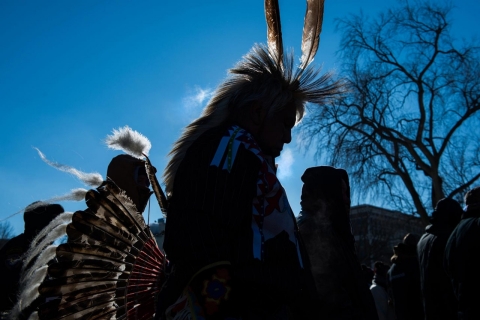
(299, 0, 325, 70)
(265, 0, 283, 66)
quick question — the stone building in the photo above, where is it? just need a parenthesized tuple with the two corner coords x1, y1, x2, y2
(149, 218, 166, 252)
(350, 204, 425, 266)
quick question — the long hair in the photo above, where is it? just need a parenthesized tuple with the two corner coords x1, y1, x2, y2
(163, 44, 344, 194)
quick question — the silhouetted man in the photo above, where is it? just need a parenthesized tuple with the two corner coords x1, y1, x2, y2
(417, 198, 462, 319)
(0, 202, 64, 314)
(444, 187, 480, 320)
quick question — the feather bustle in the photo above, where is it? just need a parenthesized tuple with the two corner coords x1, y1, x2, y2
(71, 213, 136, 251)
(39, 291, 119, 320)
(57, 243, 132, 262)
(66, 224, 130, 253)
(35, 182, 165, 319)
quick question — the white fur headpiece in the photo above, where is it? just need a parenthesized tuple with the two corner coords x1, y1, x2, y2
(105, 126, 151, 158)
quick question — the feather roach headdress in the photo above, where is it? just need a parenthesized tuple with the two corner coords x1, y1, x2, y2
(163, 0, 344, 194)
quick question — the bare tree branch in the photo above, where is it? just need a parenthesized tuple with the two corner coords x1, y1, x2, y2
(301, 0, 480, 223)
(0, 221, 15, 240)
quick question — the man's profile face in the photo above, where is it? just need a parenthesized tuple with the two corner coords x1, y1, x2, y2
(256, 103, 297, 158)
(137, 173, 150, 188)
(135, 166, 150, 188)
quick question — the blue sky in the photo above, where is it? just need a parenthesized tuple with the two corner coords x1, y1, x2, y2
(1, 0, 478, 236)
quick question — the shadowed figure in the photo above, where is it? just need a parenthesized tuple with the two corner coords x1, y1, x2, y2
(106, 154, 153, 214)
(444, 186, 480, 320)
(156, 0, 344, 317)
(0, 202, 64, 317)
(417, 198, 462, 319)
(387, 234, 424, 320)
(297, 166, 378, 319)
(370, 261, 395, 320)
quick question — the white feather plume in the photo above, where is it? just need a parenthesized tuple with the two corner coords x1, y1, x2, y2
(9, 263, 50, 320)
(105, 125, 151, 158)
(48, 188, 88, 202)
(34, 147, 104, 187)
(9, 213, 73, 320)
(21, 212, 73, 273)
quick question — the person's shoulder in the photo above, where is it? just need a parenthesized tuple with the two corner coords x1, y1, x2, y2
(418, 230, 434, 243)
(194, 124, 231, 145)
(454, 217, 480, 234)
(370, 283, 387, 296)
(423, 225, 452, 245)
(445, 218, 480, 253)
(193, 125, 249, 151)
(0, 234, 29, 268)
(460, 217, 480, 239)
(188, 124, 261, 174)
(0, 234, 28, 253)
(184, 125, 234, 160)
(214, 125, 262, 160)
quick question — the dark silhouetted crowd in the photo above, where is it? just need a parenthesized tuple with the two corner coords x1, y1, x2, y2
(2, 167, 480, 320)
(362, 187, 480, 320)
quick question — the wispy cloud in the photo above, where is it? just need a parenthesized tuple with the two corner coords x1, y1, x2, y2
(182, 86, 214, 119)
(277, 148, 294, 180)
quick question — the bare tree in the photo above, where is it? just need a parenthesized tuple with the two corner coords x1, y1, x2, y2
(301, 0, 480, 224)
(0, 221, 15, 249)
(0, 221, 15, 240)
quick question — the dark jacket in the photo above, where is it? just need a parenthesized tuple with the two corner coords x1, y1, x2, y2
(444, 204, 480, 320)
(387, 244, 424, 320)
(417, 224, 458, 319)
